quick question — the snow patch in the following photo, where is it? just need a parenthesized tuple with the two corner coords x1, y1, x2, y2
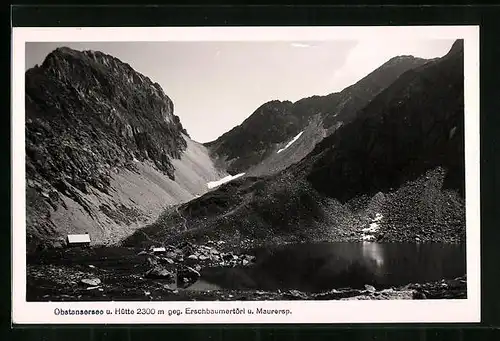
(362, 222, 380, 234)
(207, 173, 245, 189)
(360, 213, 384, 241)
(277, 131, 304, 153)
(373, 213, 383, 222)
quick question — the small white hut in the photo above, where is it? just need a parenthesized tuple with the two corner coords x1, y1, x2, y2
(152, 247, 166, 254)
(66, 233, 91, 248)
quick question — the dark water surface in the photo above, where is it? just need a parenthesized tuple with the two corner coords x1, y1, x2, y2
(189, 242, 466, 293)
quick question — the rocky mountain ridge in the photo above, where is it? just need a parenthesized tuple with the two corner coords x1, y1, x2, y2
(125, 40, 465, 248)
(205, 54, 428, 176)
(26, 41, 465, 253)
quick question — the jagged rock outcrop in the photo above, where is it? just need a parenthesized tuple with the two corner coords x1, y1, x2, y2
(26, 47, 227, 252)
(205, 55, 427, 176)
(26, 47, 187, 189)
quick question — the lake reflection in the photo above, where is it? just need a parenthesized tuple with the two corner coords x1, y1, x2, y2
(193, 242, 466, 293)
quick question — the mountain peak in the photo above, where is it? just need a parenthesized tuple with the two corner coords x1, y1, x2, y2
(26, 46, 190, 200)
(448, 39, 464, 56)
(382, 55, 426, 68)
(262, 99, 293, 107)
(54, 46, 75, 54)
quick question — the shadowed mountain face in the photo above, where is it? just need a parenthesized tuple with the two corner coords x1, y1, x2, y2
(125, 40, 465, 248)
(303, 40, 465, 203)
(205, 55, 427, 175)
(25, 47, 226, 251)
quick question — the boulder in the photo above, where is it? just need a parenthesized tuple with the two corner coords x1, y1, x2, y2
(160, 257, 175, 264)
(86, 286, 101, 290)
(178, 241, 195, 249)
(80, 278, 101, 286)
(284, 289, 308, 300)
(222, 253, 233, 261)
(314, 288, 364, 300)
(364, 284, 376, 293)
(242, 254, 256, 263)
(165, 252, 177, 258)
(413, 291, 427, 300)
(146, 256, 158, 266)
(144, 266, 175, 281)
(177, 266, 200, 285)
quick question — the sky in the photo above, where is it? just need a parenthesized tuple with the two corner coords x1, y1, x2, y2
(25, 39, 455, 143)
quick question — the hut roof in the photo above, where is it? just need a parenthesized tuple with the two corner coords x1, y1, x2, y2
(67, 234, 91, 244)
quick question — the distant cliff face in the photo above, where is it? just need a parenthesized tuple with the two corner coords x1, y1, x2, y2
(25, 47, 226, 251)
(205, 55, 427, 176)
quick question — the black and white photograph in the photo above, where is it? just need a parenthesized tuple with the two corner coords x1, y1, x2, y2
(12, 26, 480, 324)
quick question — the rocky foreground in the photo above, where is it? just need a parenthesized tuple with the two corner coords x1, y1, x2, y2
(27, 241, 467, 302)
